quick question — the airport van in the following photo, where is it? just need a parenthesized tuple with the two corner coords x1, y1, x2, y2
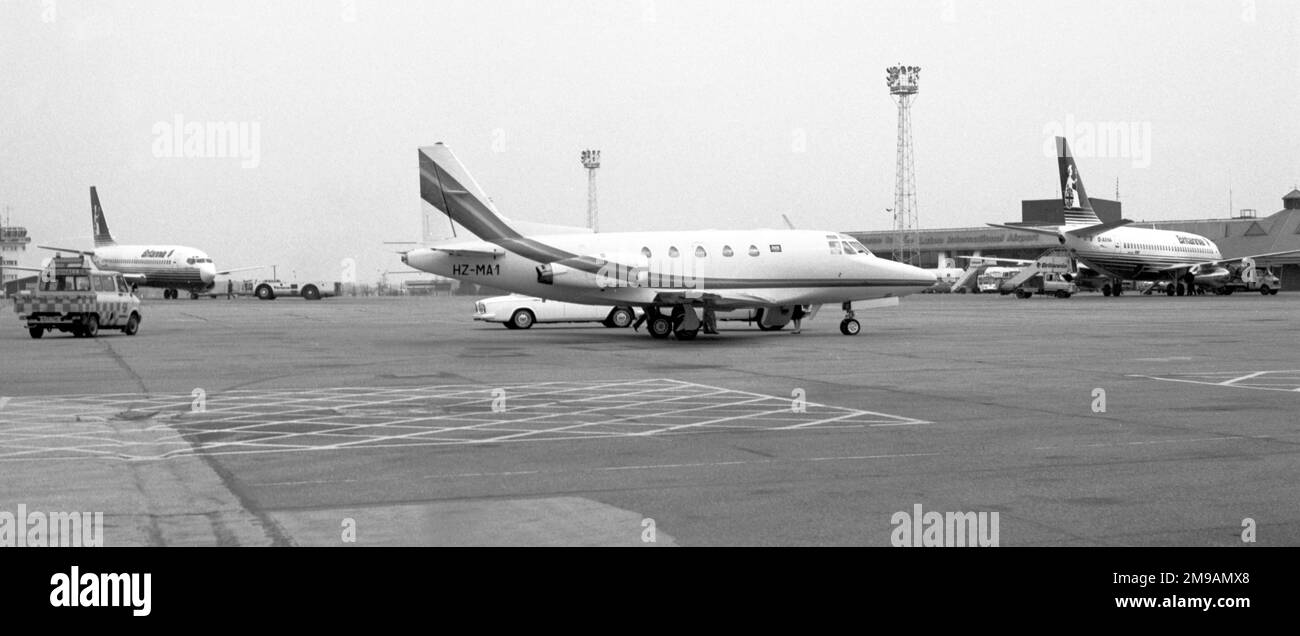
(14, 255, 142, 339)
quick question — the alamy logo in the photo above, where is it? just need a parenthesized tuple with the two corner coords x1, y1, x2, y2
(0, 504, 104, 547)
(890, 504, 999, 547)
(50, 566, 151, 617)
(152, 114, 261, 169)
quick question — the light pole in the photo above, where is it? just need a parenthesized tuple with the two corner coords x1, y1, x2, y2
(886, 64, 921, 266)
(581, 149, 601, 232)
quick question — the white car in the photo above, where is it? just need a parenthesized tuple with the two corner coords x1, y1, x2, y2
(474, 295, 638, 329)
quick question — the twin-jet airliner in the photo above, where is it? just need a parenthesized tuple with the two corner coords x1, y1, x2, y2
(402, 144, 936, 339)
(37, 187, 262, 299)
(989, 137, 1299, 296)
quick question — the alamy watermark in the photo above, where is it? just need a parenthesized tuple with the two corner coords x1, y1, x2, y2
(1, 504, 104, 547)
(890, 503, 999, 547)
(152, 115, 262, 169)
(1043, 115, 1151, 168)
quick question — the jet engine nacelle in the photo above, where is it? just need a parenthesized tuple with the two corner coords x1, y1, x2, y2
(759, 305, 793, 329)
(536, 263, 577, 285)
(1192, 266, 1230, 288)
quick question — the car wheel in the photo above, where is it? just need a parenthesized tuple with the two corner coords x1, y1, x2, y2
(256, 285, 274, 300)
(302, 285, 321, 300)
(510, 309, 535, 329)
(123, 313, 140, 336)
(84, 315, 99, 338)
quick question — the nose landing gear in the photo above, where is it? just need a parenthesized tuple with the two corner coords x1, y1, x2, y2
(839, 301, 861, 336)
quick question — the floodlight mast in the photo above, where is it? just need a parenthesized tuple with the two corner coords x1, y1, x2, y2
(581, 149, 601, 233)
(886, 65, 920, 266)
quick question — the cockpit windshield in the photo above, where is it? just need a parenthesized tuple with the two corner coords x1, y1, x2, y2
(837, 236, 872, 256)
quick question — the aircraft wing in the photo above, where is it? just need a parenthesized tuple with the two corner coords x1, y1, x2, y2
(215, 266, 271, 276)
(2, 266, 44, 272)
(650, 290, 777, 309)
(986, 223, 1061, 237)
(957, 255, 1035, 266)
(37, 245, 94, 256)
(1154, 249, 1300, 272)
(1063, 219, 1133, 238)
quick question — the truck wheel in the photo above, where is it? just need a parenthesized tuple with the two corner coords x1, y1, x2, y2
(1259, 285, 1271, 296)
(256, 285, 274, 300)
(647, 315, 673, 339)
(510, 309, 535, 329)
(604, 307, 634, 328)
(190, 292, 200, 300)
(84, 315, 99, 338)
(28, 326, 43, 339)
(302, 285, 321, 300)
(123, 313, 140, 336)
(1056, 290, 1071, 299)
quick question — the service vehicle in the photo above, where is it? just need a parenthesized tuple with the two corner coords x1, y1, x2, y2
(238, 279, 338, 301)
(13, 255, 142, 339)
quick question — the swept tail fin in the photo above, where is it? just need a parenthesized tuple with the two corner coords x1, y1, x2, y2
(91, 186, 116, 247)
(418, 144, 522, 242)
(1056, 137, 1101, 226)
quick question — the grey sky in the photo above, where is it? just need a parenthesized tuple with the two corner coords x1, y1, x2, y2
(3, 0, 1297, 281)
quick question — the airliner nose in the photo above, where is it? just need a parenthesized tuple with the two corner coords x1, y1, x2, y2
(199, 263, 216, 283)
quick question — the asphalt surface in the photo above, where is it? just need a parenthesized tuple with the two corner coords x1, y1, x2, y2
(2, 291, 1297, 546)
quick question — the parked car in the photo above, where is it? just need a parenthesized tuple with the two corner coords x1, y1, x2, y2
(474, 295, 638, 329)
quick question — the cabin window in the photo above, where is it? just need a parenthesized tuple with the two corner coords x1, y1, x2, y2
(748, 245, 760, 257)
(695, 246, 707, 258)
(641, 247, 652, 258)
(668, 246, 679, 258)
(722, 245, 734, 257)
(769, 244, 782, 253)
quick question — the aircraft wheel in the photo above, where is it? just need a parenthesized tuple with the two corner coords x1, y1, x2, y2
(647, 316, 673, 339)
(605, 307, 634, 328)
(839, 319, 861, 336)
(1101, 285, 1111, 297)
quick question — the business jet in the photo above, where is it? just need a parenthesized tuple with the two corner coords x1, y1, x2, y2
(402, 143, 936, 339)
(989, 137, 1299, 296)
(37, 187, 262, 299)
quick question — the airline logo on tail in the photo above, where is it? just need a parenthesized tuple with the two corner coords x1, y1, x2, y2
(91, 186, 116, 247)
(1056, 137, 1101, 227)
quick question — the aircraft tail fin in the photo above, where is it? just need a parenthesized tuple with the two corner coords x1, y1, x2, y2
(91, 186, 116, 247)
(1056, 137, 1101, 226)
(418, 144, 522, 242)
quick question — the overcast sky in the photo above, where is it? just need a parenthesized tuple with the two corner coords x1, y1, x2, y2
(3, 0, 1298, 281)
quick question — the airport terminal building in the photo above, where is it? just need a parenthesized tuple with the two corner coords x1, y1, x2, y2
(848, 190, 1300, 290)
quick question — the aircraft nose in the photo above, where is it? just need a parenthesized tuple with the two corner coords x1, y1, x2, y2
(200, 263, 216, 283)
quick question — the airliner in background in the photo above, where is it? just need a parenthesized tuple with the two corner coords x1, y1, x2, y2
(988, 137, 1299, 296)
(402, 143, 936, 339)
(36, 187, 263, 299)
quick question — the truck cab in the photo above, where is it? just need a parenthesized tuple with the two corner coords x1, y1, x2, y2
(14, 255, 143, 338)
